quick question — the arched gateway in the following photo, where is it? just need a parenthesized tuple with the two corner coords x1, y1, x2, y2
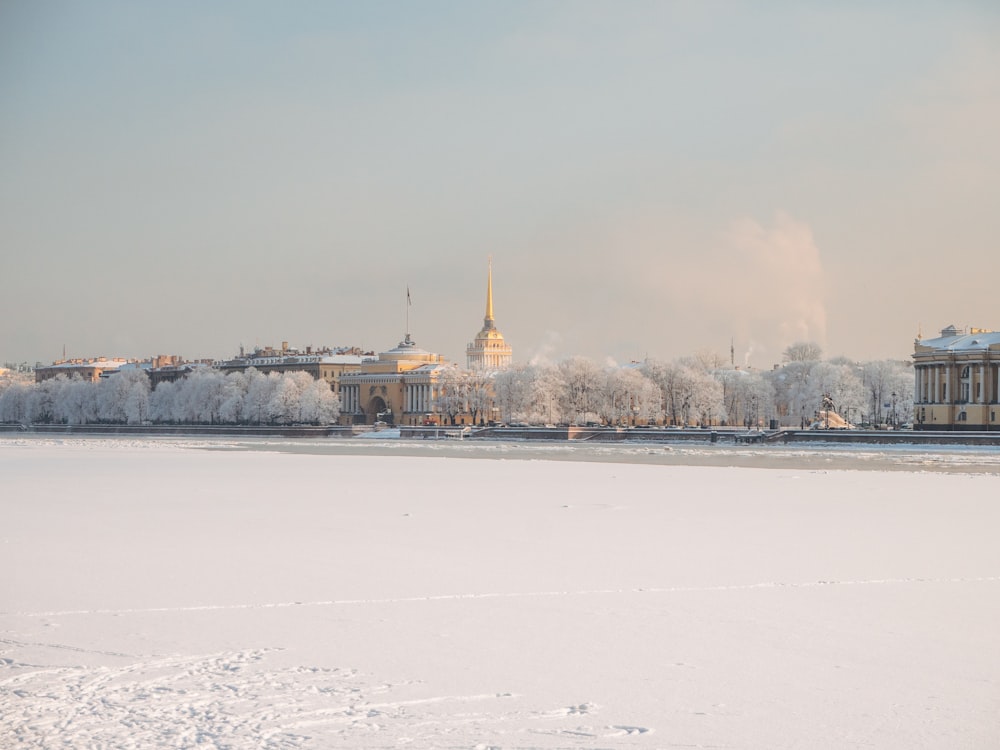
(365, 396, 390, 425)
(338, 333, 448, 426)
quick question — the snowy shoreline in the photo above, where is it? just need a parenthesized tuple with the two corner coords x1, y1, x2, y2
(3, 432, 1000, 474)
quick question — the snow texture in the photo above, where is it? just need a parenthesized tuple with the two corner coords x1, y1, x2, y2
(2, 437, 999, 749)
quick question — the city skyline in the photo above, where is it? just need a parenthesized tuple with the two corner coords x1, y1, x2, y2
(3, 3, 998, 368)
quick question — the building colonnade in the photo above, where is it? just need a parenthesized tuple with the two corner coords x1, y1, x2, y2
(914, 362, 1000, 405)
(912, 326, 1000, 430)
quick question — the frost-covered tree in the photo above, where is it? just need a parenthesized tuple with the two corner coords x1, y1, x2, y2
(268, 371, 312, 424)
(2, 366, 340, 426)
(172, 369, 227, 424)
(558, 357, 603, 424)
(715, 369, 775, 428)
(298, 376, 340, 424)
(435, 366, 468, 424)
(493, 363, 566, 424)
(641, 360, 683, 425)
(767, 360, 817, 426)
(680, 364, 725, 426)
(60, 376, 100, 425)
(492, 365, 530, 423)
(462, 369, 495, 425)
(218, 371, 249, 424)
(599, 367, 662, 426)
(783, 341, 823, 363)
(149, 380, 179, 423)
(642, 359, 724, 426)
(860, 360, 913, 427)
(242, 369, 281, 425)
(116, 369, 151, 424)
(0, 382, 31, 424)
(690, 349, 728, 373)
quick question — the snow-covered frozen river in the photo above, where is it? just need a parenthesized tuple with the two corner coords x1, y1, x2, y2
(2, 436, 998, 748)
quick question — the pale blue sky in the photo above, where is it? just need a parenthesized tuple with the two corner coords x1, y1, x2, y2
(2, 2, 998, 367)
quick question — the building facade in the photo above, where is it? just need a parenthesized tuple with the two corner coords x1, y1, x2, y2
(35, 357, 131, 383)
(216, 342, 374, 400)
(338, 334, 452, 426)
(912, 325, 1000, 430)
(466, 260, 512, 370)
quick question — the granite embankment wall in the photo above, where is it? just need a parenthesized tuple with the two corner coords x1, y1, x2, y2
(3, 423, 1000, 447)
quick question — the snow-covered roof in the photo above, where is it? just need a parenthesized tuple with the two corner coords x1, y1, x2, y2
(383, 339, 432, 357)
(42, 359, 129, 371)
(402, 363, 453, 375)
(228, 354, 374, 367)
(918, 325, 1000, 352)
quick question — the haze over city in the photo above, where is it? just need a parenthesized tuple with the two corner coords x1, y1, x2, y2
(2, 2, 997, 368)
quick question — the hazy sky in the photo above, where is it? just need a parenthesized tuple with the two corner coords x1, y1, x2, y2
(3, 2, 998, 368)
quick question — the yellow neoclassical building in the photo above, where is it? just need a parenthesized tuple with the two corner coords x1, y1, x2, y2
(339, 263, 513, 426)
(338, 334, 450, 425)
(466, 259, 512, 370)
(913, 324, 1000, 430)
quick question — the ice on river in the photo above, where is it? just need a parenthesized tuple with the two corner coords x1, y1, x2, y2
(2, 437, 999, 748)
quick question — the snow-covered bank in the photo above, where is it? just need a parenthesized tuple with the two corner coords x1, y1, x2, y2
(2, 439, 999, 748)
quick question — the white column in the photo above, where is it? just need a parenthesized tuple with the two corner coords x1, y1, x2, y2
(980, 364, 987, 403)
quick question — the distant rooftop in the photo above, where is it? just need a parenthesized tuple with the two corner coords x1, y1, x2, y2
(918, 324, 1000, 351)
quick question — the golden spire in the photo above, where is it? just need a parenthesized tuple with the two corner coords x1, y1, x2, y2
(485, 256, 495, 327)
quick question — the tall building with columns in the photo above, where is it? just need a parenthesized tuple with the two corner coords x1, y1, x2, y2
(912, 324, 1000, 430)
(466, 259, 513, 370)
(338, 334, 450, 426)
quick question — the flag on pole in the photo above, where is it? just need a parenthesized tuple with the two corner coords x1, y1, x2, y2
(407, 286, 411, 306)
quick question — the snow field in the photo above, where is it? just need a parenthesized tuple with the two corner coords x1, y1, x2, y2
(1, 439, 999, 748)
